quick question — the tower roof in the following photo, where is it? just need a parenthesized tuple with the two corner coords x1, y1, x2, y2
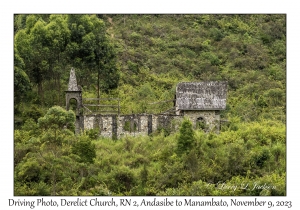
(68, 68, 79, 91)
(176, 81, 227, 110)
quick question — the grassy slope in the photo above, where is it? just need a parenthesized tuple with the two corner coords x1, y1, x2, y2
(101, 14, 285, 121)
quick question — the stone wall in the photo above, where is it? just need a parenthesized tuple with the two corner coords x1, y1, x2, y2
(83, 112, 219, 138)
(84, 114, 149, 138)
(117, 115, 149, 138)
(183, 110, 220, 133)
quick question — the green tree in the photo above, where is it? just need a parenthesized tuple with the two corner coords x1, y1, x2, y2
(34, 106, 78, 195)
(15, 15, 71, 105)
(38, 106, 75, 149)
(14, 46, 31, 104)
(19, 16, 49, 103)
(44, 15, 71, 104)
(177, 118, 195, 155)
(66, 14, 119, 96)
(15, 14, 119, 106)
(38, 106, 75, 131)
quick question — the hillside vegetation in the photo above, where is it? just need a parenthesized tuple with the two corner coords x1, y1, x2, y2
(14, 14, 286, 196)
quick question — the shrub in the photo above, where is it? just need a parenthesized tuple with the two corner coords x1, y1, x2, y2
(72, 136, 96, 164)
(109, 166, 137, 194)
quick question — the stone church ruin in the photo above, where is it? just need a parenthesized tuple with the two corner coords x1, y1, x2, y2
(65, 68, 227, 138)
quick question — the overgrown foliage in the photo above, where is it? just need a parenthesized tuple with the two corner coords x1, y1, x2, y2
(14, 108, 286, 195)
(14, 14, 286, 196)
(14, 14, 119, 115)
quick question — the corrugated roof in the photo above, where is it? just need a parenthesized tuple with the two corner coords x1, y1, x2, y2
(176, 81, 227, 110)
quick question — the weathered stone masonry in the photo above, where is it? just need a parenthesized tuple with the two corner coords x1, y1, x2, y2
(65, 68, 227, 138)
(83, 114, 183, 138)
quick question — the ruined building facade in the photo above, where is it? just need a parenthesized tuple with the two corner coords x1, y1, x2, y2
(65, 68, 227, 138)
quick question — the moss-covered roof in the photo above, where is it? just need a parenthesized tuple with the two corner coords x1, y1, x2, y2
(176, 81, 227, 110)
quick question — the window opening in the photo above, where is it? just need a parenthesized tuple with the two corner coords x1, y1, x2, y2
(196, 117, 206, 130)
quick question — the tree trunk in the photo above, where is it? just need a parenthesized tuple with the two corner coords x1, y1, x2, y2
(97, 70, 100, 112)
(57, 74, 61, 105)
(38, 82, 44, 105)
(97, 71, 100, 99)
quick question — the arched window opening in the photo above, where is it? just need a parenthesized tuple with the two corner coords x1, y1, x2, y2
(69, 98, 78, 115)
(196, 117, 206, 131)
(133, 122, 138, 132)
(123, 120, 138, 133)
(124, 120, 131, 132)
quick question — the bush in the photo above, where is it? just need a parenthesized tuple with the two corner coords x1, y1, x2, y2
(16, 157, 42, 183)
(108, 166, 137, 194)
(72, 136, 96, 164)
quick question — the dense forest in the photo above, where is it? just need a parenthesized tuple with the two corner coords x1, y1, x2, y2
(14, 14, 286, 196)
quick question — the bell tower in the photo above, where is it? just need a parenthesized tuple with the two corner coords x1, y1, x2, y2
(65, 68, 84, 133)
